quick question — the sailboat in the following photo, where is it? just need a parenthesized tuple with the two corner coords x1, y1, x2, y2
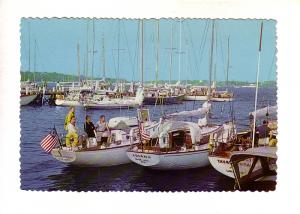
(208, 22, 278, 179)
(126, 20, 236, 170)
(211, 36, 234, 102)
(126, 101, 233, 170)
(21, 23, 38, 106)
(143, 20, 185, 105)
(184, 86, 209, 101)
(51, 126, 141, 167)
(83, 87, 144, 109)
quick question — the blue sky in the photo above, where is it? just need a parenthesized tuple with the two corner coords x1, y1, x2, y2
(20, 18, 276, 82)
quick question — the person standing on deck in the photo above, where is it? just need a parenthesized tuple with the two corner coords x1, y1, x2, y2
(96, 115, 110, 132)
(257, 120, 270, 146)
(64, 106, 75, 130)
(84, 115, 96, 138)
(66, 116, 79, 148)
(96, 115, 111, 144)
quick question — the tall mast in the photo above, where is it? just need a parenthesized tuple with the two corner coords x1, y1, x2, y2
(252, 22, 264, 148)
(33, 39, 36, 82)
(85, 20, 89, 81)
(213, 24, 217, 88)
(28, 22, 31, 78)
(91, 19, 95, 81)
(118, 20, 121, 82)
(155, 20, 160, 84)
(169, 22, 174, 84)
(102, 34, 106, 80)
(185, 38, 189, 84)
(208, 20, 215, 100)
(140, 20, 144, 87)
(83, 55, 86, 82)
(226, 36, 230, 91)
(114, 20, 125, 83)
(178, 18, 182, 83)
(77, 42, 81, 82)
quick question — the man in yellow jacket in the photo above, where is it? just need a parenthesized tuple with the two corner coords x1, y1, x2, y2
(64, 107, 75, 130)
(66, 116, 79, 148)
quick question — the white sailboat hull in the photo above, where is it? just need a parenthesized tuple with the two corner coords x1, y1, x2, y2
(208, 155, 262, 178)
(208, 156, 234, 178)
(184, 95, 208, 101)
(51, 144, 134, 167)
(211, 97, 234, 102)
(55, 99, 82, 106)
(84, 102, 139, 110)
(127, 149, 210, 170)
(20, 94, 38, 106)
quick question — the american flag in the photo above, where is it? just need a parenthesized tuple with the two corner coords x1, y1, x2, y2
(139, 122, 150, 141)
(41, 128, 59, 153)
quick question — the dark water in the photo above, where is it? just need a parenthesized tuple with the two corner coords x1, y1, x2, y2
(20, 87, 277, 191)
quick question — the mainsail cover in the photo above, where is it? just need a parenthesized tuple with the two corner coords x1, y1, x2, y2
(249, 105, 277, 119)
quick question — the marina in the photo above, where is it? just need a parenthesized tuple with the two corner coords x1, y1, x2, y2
(20, 18, 277, 191)
(20, 86, 277, 191)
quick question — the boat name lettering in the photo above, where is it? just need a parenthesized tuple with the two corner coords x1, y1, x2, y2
(217, 159, 230, 164)
(132, 153, 151, 159)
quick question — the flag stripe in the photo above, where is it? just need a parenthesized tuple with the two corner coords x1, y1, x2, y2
(42, 139, 56, 150)
(43, 138, 57, 151)
(42, 138, 57, 152)
(139, 122, 150, 141)
(41, 135, 52, 144)
(41, 132, 59, 153)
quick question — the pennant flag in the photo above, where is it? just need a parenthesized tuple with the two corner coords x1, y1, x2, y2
(41, 128, 59, 153)
(139, 122, 150, 141)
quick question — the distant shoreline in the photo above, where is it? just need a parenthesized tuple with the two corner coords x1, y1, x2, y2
(20, 71, 276, 87)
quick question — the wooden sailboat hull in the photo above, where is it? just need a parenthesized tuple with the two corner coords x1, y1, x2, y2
(20, 94, 38, 106)
(127, 149, 209, 170)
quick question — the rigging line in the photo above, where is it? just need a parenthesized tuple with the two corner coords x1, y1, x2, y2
(186, 22, 200, 78)
(131, 21, 140, 82)
(214, 22, 218, 83)
(111, 49, 118, 80)
(121, 20, 136, 78)
(186, 20, 209, 80)
(267, 50, 276, 81)
(198, 21, 210, 67)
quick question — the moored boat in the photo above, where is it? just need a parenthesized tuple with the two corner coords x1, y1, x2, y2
(208, 106, 277, 178)
(127, 121, 227, 170)
(83, 87, 144, 109)
(127, 101, 236, 170)
(230, 146, 277, 190)
(20, 93, 38, 106)
(51, 128, 140, 167)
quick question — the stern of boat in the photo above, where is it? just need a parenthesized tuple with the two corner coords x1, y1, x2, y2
(51, 148, 76, 163)
(127, 151, 160, 167)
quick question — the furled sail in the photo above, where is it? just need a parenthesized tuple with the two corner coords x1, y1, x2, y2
(249, 105, 277, 119)
(166, 101, 211, 119)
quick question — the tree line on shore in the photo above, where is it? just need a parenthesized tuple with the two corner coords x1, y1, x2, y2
(20, 71, 276, 87)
